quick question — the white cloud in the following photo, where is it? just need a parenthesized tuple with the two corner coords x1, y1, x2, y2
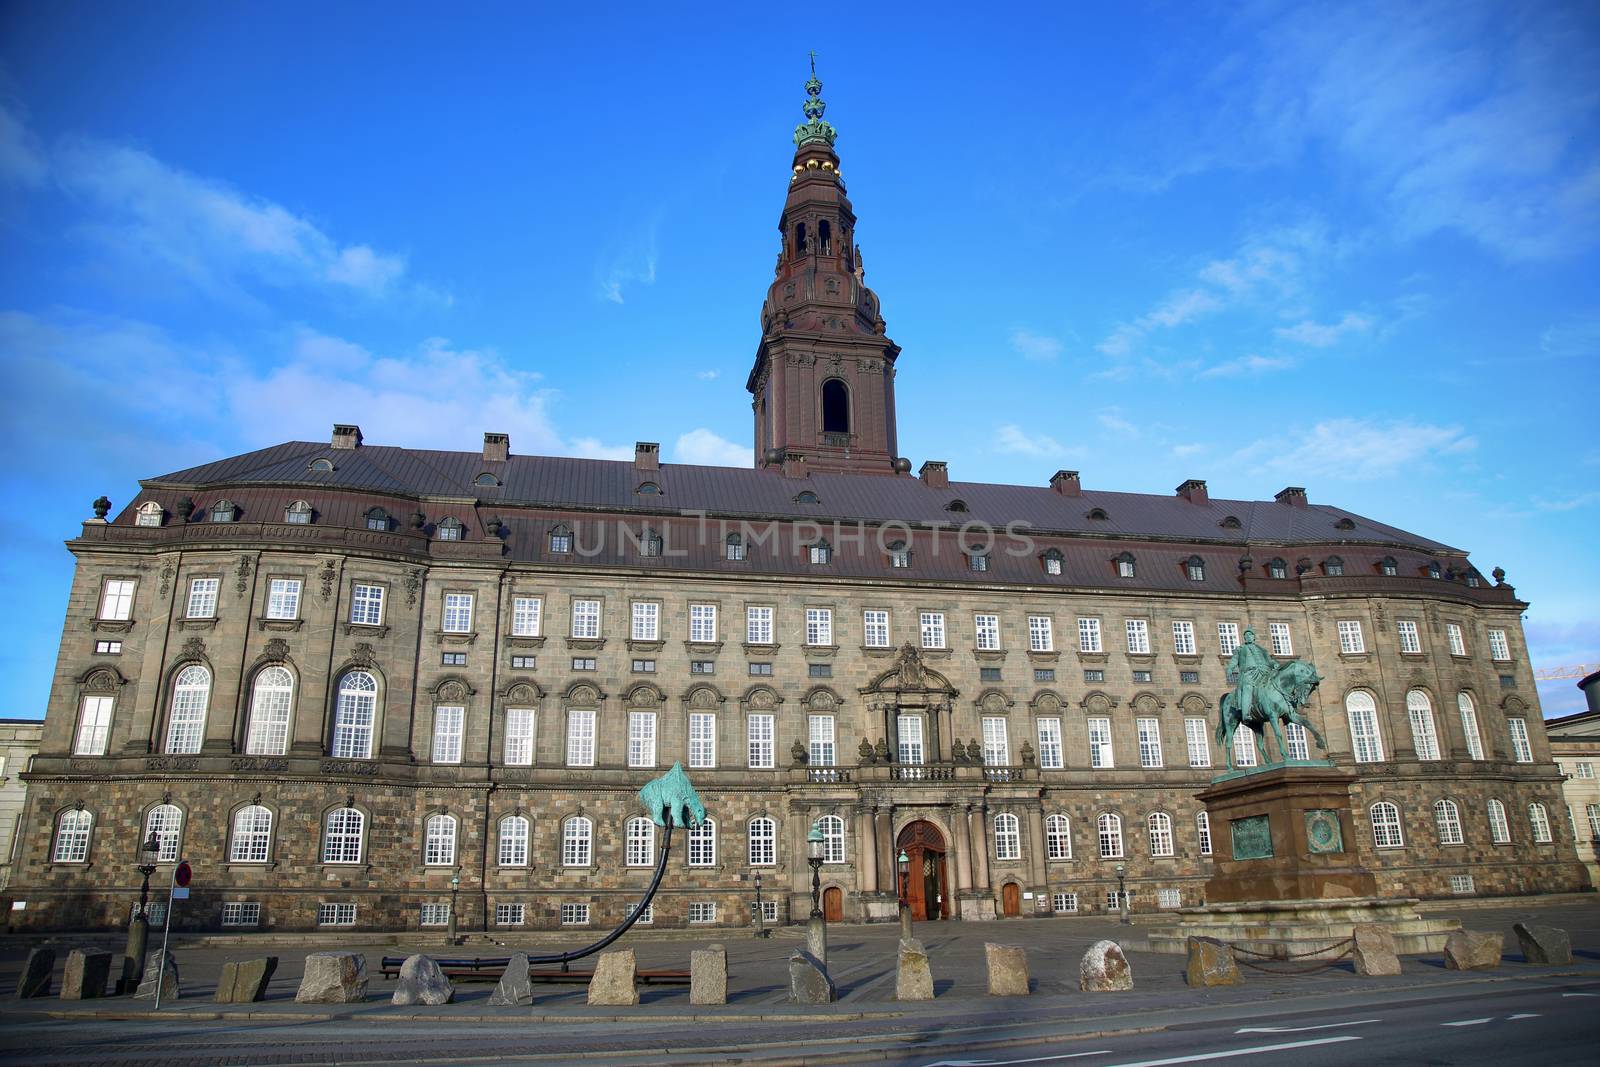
(1275, 312, 1373, 347)
(673, 428, 750, 467)
(1172, 443, 1206, 458)
(567, 437, 637, 462)
(695, 369, 721, 380)
(1199, 353, 1294, 377)
(0, 103, 47, 187)
(1097, 409, 1140, 437)
(1009, 328, 1063, 362)
(1532, 491, 1600, 513)
(1232, 417, 1476, 480)
(995, 423, 1077, 459)
(598, 227, 659, 304)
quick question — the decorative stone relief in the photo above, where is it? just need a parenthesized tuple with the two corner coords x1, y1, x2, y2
(181, 637, 205, 661)
(688, 687, 718, 709)
(84, 669, 119, 693)
(235, 555, 253, 596)
(319, 560, 338, 600)
(159, 562, 175, 599)
(348, 643, 375, 667)
(568, 685, 599, 707)
(404, 569, 422, 607)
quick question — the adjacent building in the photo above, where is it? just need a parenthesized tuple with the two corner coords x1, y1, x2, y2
(1546, 674, 1600, 888)
(0, 718, 43, 893)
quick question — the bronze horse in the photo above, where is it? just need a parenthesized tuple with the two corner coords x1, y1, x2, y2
(1215, 659, 1327, 770)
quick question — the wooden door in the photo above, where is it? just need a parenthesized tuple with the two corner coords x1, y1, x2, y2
(823, 886, 844, 922)
(1001, 881, 1021, 917)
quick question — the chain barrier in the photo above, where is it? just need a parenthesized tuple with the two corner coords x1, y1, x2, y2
(1227, 936, 1353, 975)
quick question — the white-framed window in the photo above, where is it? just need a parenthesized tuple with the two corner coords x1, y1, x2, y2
(898, 714, 925, 765)
(322, 807, 365, 864)
(688, 902, 717, 924)
(1406, 691, 1440, 761)
(266, 579, 301, 620)
(688, 818, 717, 866)
(974, 613, 1000, 651)
(246, 666, 295, 755)
(431, 706, 464, 764)
(186, 577, 219, 619)
(1184, 718, 1210, 768)
(805, 608, 833, 646)
(748, 816, 776, 866)
(1587, 803, 1600, 840)
(1088, 717, 1113, 768)
(994, 813, 1021, 860)
(348, 583, 384, 627)
(1217, 622, 1240, 655)
(318, 903, 357, 926)
(1449, 874, 1476, 895)
(440, 593, 473, 634)
(1456, 692, 1484, 760)
(1529, 803, 1552, 843)
(560, 902, 590, 925)
(74, 695, 114, 756)
(969, 550, 989, 572)
(572, 598, 602, 639)
(1488, 799, 1511, 843)
(625, 816, 655, 867)
(982, 716, 1010, 766)
(1171, 620, 1195, 656)
(862, 609, 890, 648)
(422, 904, 452, 928)
(1046, 813, 1071, 859)
(627, 711, 657, 768)
(284, 500, 312, 524)
(504, 708, 535, 766)
(746, 606, 774, 644)
(1137, 718, 1163, 768)
(630, 601, 659, 641)
(166, 664, 210, 754)
(330, 671, 377, 759)
(1196, 811, 1212, 855)
(889, 543, 911, 568)
(1446, 623, 1466, 657)
(725, 534, 746, 561)
(1337, 620, 1365, 654)
(688, 712, 717, 768)
(627, 900, 656, 924)
(1078, 617, 1102, 653)
(809, 541, 831, 565)
(755, 900, 777, 922)
(136, 501, 164, 527)
(1037, 717, 1063, 769)
(1097, 813, 1123, 858)
(1487, 628, 1510, 661)
(98, 578, 136, 621)
(1052, 892, 1078, 913)
(809, 714, 836, 766)
(230, 805, 273, 863)
(221, 902, 261, 926)
(1117, 556, 1136, 578)
(1508, 717, 1533, 763)
(818, 814, 846, 863)
(690, 604, 718, 643)
(495, 903, 526, 926)
(1346, 691, 1384, 763)
(1232, 728, 1259, 767)
(1576, 761, 1596, 780)
(1433, 799, 1464, 845)
(920, 611, 946, 649)
(424, 814, 456, 866)
(52, 809, 92, 863)
(562, 816, 593, 866)
(1148, 812, 1174, 857)
(145, 803, 183, 863)
(1369, 802, 1404, 848)
(747, 713, 775, 768)
(1267, 622, 1292, 656)
(1397, 620, 1421, 654)
(566, 709, 596, 767)
(1158, 888, 1183, 909)
(495, 814, 529, 867)
(512, 596, 542, 637)
(1125, 619, 1150, 654)
(1284, 721, 1310, 761)
(1027, 615, 1054, 652)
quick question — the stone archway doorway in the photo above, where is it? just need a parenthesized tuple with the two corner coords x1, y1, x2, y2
(823, 886, 844, 922)
(896, 820, 951, 921)
(1001, 881, 1022, 917)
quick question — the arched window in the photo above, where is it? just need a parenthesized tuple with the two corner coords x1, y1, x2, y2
(1097, 813, 1123, 858)
(1046, 813, 1071, 860)
(818, 219, 832, 255)
(1346, 691, 1384, 763)
(818, 814, 845, 864)
(1369, 802, 1404, 848)
(635, 481, 660, 495)
(821, 379, 849, 434)
(136, 501, 164, 527)
(1114, 552, 1136, 578)
(1406, 690, 1440, 761)
(795, 490, 820, 504)
(549, 525, 573, 553)
(307, 458, 335, 472)
(1426, 561, 1442, 579)
(475, 472, 501, 487)
(245, 666, 294, 756)
(322, 807, 365, 864)
(625, 816, 656, 867)
(424, 815, 456, 866)
(166, 665, 210, 754)
(794, 221, 808, 257)
(498, 815, 529, 867)
(688, 817, 717, 866)
(889, 541, 911, 568)
(1147, 812, 1174, 857)
(435, 517, 463, 541)
(748, 816, 777, 866)
(365, 507, 390, 532)
(946, 499, 969, 513)
(285, 500, 313, 524)
(332, 671, 377, 759)
(1196, 811, 1213, 855)
(1087, 507, 1110, 521)
(562, 816, 592, 866)
(993, 813, 1021, 861)
(1379, 556, 1398, 576)
(1185, 556, 1205, 581)
(1324, 556, 1345, 576)
(1529, 803, 1552, 843)
(725, 533, 745, 561)
(1487, 799, 1511, 843)
(210, 499, 237, 523)
(1433, 799, 1463, 845)
(145, 804, 183, 863)
(1457, 692, 1484, 760)
(1219, 515, 1242, 529)
(1267, 557, 1288, 579)
(230, 805, 273, 863)
(1041, 548, 1063, 576)
(52, 810, 92, 863)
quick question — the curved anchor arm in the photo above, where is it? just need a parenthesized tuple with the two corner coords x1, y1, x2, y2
(525, 812, 674, 969)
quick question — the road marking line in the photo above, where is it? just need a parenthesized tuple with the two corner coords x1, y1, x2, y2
(1441, 1018, 1491, 1027)
(921, 1050, 1111, 1067)
(1560, 992, 1599, 997)
(1083, 1035, 1362, 1067)
(1235, 1019, 1380, 1034)
(1507, 1013, 1540, 1020)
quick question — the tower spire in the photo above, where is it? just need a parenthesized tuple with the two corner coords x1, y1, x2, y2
(794, 58, 837, 148)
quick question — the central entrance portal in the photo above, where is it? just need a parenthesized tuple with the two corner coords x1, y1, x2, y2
(896, 820, 951, 920)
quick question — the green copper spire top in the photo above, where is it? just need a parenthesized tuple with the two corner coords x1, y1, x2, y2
(794, 53, 837, 148)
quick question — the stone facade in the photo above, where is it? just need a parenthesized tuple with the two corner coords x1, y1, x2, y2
(0, 718, 43, 893)
(1546, 705, 1600, 888)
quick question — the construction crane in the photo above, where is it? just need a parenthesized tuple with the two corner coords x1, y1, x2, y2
(1534, 663, 1600, 681)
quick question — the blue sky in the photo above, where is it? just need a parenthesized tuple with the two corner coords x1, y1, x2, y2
(2, 1, 1596, 719)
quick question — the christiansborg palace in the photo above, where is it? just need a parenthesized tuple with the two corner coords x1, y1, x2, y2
(10, 74, 1588, 933)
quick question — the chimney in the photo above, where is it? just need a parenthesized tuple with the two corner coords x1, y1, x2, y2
(332, 424, 363, 450)
(1580, 671, 1600, 715)
(483, 432, 509, 463)
(1274, 486, 1308, 508)
(1177, 479, 1209, 505)
(634, 441, 660, 471)
(1050, 470, 1081, 497)
(919, 460, 949, 489)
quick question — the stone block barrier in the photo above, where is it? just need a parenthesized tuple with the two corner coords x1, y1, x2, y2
(296, 952, 368, 1003)
(984, 943, 1029, 997)
(788, 949, 835, 1004)
(1351, 923, 1401, 976)
(1080, 939, 1133, 992)
(215, 957, 277, 1003)
(588, 949, 639, 1006)
(16, 947, 55, 999)
(690, 944, 728, 1006)
(133, 952, 179, 1000)
(1184, 937, 1240, 987)
(1444, 929, 1502, 971)
(392, 954, 454, 1006)
(489, 952, 534, 1006)
(896, 937, 934, 1001)
(1512, 922, 1573, 965)
(61, 950, 112, 1000)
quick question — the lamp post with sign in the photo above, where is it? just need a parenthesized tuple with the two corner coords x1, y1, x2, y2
(122, 831, 161, 993)
(1115, 863, 1129, 925)
(897, 849, 913, 941)
(752, 871, 769, 938)
(153, 859, 191, 1009)
(447, 874, 460, 944)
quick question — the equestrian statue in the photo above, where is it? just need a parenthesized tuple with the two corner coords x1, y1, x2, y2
(1215, 628, 1328, 771)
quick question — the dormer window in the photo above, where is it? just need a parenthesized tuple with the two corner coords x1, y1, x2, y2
(1324, 556, 1344, 576)
(1466, 572, 1480, 588)
(1426, 561, 1442, 579)
(365, 507, 391, 532)
(885, 540, 910, 568)
(1380, 556, 1398, 576)
(1185, 556, 1205, 582)
(794, 491, 820, 505)
(549, 525, 573, 554)
(436, 517, 463, 542)
(1087, 507, 1110, 521)
(308, 458, 335, 473)
(636, 482, 661, 495)
(1334, 517, 1356, 531)
(1219, 515, 1242, 529)
(475, 472, 501, 488)
(135, 502, 164, 527)
(1114, 552, 1136, 579)
(285, 500, 313, 525)
(809, 540, 832, 565)
(211, 500, 238, 523)
(639, 528, 663, 557)
(725, 533, 745, 561)
(968, 550, 989, 572)
(1041, 548, 1063, 576)
(1267, 558, 1287, 579)
(946, 499, 968, 513)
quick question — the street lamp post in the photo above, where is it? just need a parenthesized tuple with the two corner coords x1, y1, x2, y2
(752, 871, 769, 938)
(806, 824, 825, 918)
(447, 874, 460, 945)
(122, 830, 160, 993)
(1115, 863, 1129, 925)
(896, 848, 912, 942)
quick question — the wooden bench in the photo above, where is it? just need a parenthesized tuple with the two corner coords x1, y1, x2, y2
(379, 956, 690, 985)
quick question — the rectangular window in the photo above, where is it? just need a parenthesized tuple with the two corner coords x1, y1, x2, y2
(221, 902, 261, 927)
(1028, 615, 1054, 652)
(1284, 721, 1310, 761)
(99, 579, 135, 621)
(1037, 718, 1063, 769)
(74, 695, 114, 756)
(1125, 619, 1150, 654)
(317, 903, 357, 927)
(1217, 622, 1240, 655)
(1034, 668, 1055, 682)
(1171, 621, 1195, 656)
(1137, 718, 1163, 768)
(571, 657, 596, 671)
(1447, 623, 1466, 656)
(898, 714, 925, 765)
(1179, 670, 1199, 684)
(1132, 670, 1152, 684)
(688, 902, 717, 924)
(748, 713, 774, 769)
(974, 613, 1000, 651)
(982, 716, 1009, 765)
(862, 609, 890, 648)
(692, 661, 716, 674)
(495, 903, 526, 926)
(806, 663, 830, 678)
(1185, 718, 1211, 768)
(504, 708, 534, 766)
(1083, 668, 1104, 683)
(805, 608, 833, 646)
(266, 579, 301, 620)
(560, 903, 590, 926)
(980, 667, 1003, 682)
(746, 606, 774, 644)
(1508, 718, 1533, 763)
(511, 654, 536, 670)
(688, 712, 716, 768)
(689, 604, 717, 643)
(920, 611, 946, 649)
(186, 577, 219, 619)
(757, 900, 778, 922)
(1576, 762, 1595, 779)
(1158, 888, 1182, 909)
(420, 902, 451, 927)
(1197, 811, 1213, 855)
(440, 593, 474, 633)
(431, 706, 464, 764)
(350, 583, 384, 626)
(1397, 620, 1421, 653)
(628, 711, 657, 768)
(1488, 628, 1510, 661)
(512, 596, 542, 637)
(632, 659, 656, 673)
(1449, 874, 1475, 895)
(748, 662, 773, 676)
(630, 601, 658, 641)
(571, 598, 601, 639)
(441, 652, 466, 666)
(1077, 617, 1102, 653)
(1337, 620, 1365, 654)
(626, 900, 655, 924)
(95, 640, 121, 655)
(808, 714, 835, 767)
(1052, 892, 1078, 914)
(1267, 622, 1292, 656)
(565, 710, 595, 767)
(1088, 717, 1113, 769)
(1232, 729, 1259, 767)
